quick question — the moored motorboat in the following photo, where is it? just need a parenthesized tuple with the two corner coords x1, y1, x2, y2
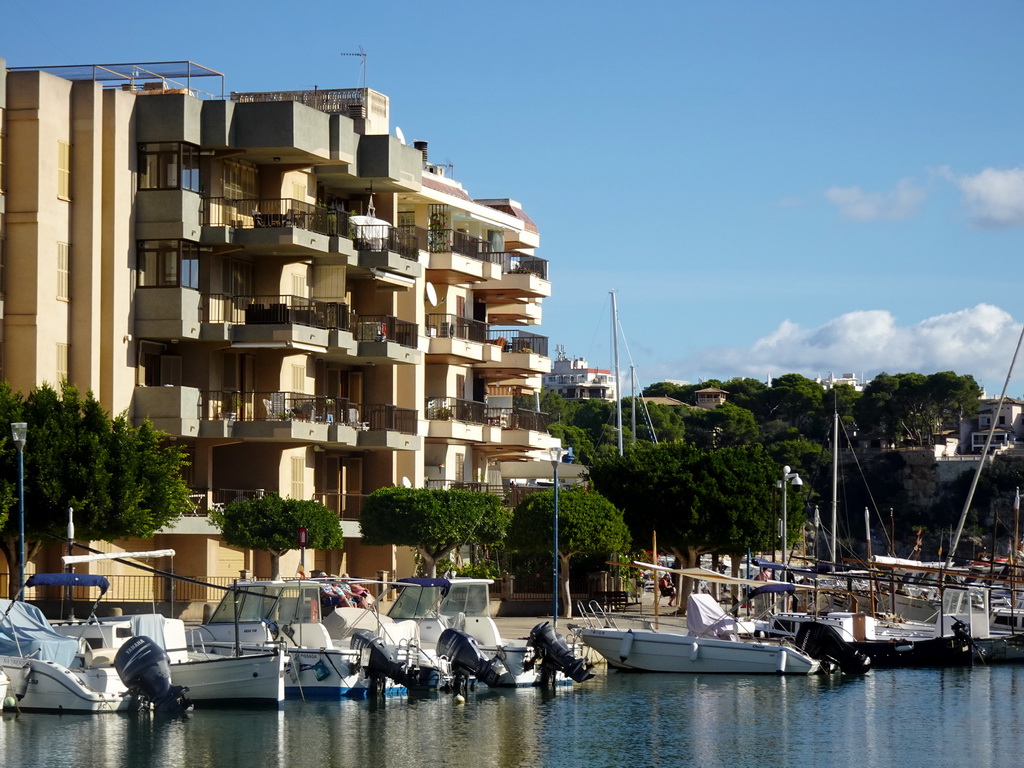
(579, 593, 824, 676)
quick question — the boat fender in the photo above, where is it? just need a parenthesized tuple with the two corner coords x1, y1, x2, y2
(894, 644, 913, 653)
(690, 641, 699, 662)
(619, 630, 634, 662)
(777, 650, 788, 674)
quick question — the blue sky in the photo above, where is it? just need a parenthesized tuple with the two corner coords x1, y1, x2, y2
(5, 1, 1024, 393)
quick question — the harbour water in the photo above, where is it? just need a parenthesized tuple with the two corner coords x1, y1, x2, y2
(3, 664, 1023, 768)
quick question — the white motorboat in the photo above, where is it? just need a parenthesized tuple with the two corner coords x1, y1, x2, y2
(0, 598, 130, 713)
(52, 613, 286, 707)
(191, 578, 406, 699)
(579, 592, 821, 675)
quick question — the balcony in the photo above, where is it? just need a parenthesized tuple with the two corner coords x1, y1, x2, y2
(425, 314, 498, 364)
(424, 396, 488, 443)
(351, 223, 423, 283)
(475, 253, 551, 304)
(199, 294, 354, 353)
(134, 286, 202, 341)
(357, 404, 422, 452)
(132, 385, 201, 437)
(477, 330, 551, 381)
(420, 227, 502, 285)
(197, 390, 365, 444)
(484, 407, 552, 451)
(352, 314, 423, 366)
(202, 197, 344, 256)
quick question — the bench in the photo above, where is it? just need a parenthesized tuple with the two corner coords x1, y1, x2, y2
(595, 590, 631, 611)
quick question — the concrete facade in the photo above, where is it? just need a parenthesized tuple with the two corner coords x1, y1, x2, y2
(0, 59, 554, 591)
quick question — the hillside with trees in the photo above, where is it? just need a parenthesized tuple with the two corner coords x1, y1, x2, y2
(545, 370, 991, 560)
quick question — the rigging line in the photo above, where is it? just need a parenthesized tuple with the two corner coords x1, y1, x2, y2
(611, 298, 660, 445)
(947, 321, 1024, 566)
(835, 417, 895, 557)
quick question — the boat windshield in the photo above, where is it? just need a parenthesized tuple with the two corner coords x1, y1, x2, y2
(439, 583, 491, 617)
(388, 585, 445, 620)
(207, 583, 321, 624)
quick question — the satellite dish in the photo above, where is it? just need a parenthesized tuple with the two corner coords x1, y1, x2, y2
(395, 126, 406, 145)
(401, 476, 412, 488)
(425, 282, 438, 306)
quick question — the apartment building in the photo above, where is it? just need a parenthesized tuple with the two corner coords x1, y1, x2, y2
(0, 59, 553, 586)
(541, 347, 617, 402)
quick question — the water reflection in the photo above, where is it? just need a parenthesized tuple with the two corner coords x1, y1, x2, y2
(4, 668, 1024, 767)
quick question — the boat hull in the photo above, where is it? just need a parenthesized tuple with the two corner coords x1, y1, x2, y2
(0, 656, 129, 713)
(579, 629, 818, 675)
(171, 651, 286, 706)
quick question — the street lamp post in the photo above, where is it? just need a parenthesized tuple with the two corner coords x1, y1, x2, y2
(548, 442, 563, 628)
(778, 465, 803, 565)
(11, 422, 27, 595)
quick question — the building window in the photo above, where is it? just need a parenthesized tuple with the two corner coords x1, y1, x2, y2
(139, 142, 200, 192)
(57, 141, 72, 200)
(57, 343, 69, 381)
(57, 242, 70, 300)
(222, 160, 257, 199)
(0, 132, 5, 194)
(290, 456, 305, 500)
(0, 237, 5, 296)
(138, 240, 200, 289)
(291, 364, 305, 393)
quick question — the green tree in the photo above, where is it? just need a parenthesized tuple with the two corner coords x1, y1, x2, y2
(684, 401, 759, 448)
(359, 487, 511, 577)
(589, 441, 781, 609)
(505, 486, 631, 619)
(210, 493, 343, 579)
(0, 382, 191, 595)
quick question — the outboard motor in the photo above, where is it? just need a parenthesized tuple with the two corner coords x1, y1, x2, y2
(528, 622, 595, 684)
(794, 622, 872, 676)
(437, 628, 508, 691)
(114, 636, 192, 713)
(350, 629, 426, 692)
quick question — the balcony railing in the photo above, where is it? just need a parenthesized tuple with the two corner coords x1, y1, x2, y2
(485, 407, 550, 432)
(362, 403, 418, 433)
(201, 390, 363, 426)
(202, 294, 350, 331)
(351, 223, 419, 261)
(425, 396, 487, 424)
(352, 314, 418, 347)
(485, 329, 549, 357)
(424, 480, 506, 497)
(489, 252, 549, 280)
(425, 313, 488, 343)
(420, 226, 493, 260)
(203, 197, 347, 237)
(312, 492, 368, 521)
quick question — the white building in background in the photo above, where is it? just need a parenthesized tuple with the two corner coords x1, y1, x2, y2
(542, 346, 617, 402)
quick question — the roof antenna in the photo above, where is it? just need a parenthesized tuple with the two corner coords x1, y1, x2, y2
(340, 46, 367, 88)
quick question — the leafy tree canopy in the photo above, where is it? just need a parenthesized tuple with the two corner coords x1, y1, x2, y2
(360, 487, 511, 576)
(210, 493, 343, 578)
(0, 382, 191, 594)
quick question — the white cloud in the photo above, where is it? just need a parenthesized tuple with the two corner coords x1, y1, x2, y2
(660, 304, 1023, 390)
(955, 167, 1024, 228)
(825, 178, 926, 221)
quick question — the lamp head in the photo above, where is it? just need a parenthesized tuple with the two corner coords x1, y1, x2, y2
(548, 441, 563, 466)
(791, 475, 803, 487)
(11, 422, 27, 450)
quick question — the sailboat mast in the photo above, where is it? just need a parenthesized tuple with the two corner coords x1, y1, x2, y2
(831, 409, 839, 565)
(611, 291, 623, 456)
(630, 365, 637, 447)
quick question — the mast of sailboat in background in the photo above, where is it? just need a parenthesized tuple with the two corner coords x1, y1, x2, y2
(630, 365, 637, 448)
(611, 290, 623, 456)
(831, 408, 839, 565)
(946, 322, 1024, 567)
